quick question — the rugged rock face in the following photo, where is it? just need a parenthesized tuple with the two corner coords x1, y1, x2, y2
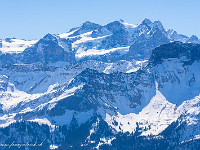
(46, 68, 154, 115)
(149, 42, 200, 65)
(22, 34, 75, 64)
(0, 20, 200, 149)
(0, 19, 199, 66)
(128, 26, 170, 60)
(70, 21, 102, 37)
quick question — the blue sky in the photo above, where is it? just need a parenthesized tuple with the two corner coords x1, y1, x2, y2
(0, 0, 199, 40)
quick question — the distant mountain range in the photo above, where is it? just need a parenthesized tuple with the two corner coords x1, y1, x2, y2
(0, 19, 200, 150)
(0, 18, 199, 66)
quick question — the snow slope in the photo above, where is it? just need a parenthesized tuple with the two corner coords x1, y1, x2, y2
(0, 38, 37, 54)
(0, 20, 199, 149)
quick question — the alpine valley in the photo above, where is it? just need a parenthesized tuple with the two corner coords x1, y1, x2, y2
(0, 19, 200, 150)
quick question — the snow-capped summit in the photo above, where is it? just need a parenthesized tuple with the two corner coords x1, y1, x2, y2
(0, 18, 199, 66)
(0, 24, 200, 149)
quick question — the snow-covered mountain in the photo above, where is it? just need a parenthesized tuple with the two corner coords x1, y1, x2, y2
(0, 19, 200, 150)
(0, 18, 199, 66)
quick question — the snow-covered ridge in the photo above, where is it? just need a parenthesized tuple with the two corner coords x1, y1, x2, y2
(0, 38, 37, 54)
(0, 18, 199, 65)
(0, 19, 200, 149)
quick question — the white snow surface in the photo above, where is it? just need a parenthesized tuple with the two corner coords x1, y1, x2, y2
(0, 38, 37, 53)
(105, 83, 178, 135)
(75, 46, 129, 58)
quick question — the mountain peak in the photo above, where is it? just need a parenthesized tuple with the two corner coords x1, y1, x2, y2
(42, 33, 58, 41)
(43, 33, 56, 38)
(118, 19, 125, 23)
(152, 20, 165, 32)
(190, 35, 198, 40)
(153, 20, 163, 28)
(68, 21, 101, 36)
(81, 21, 101, 30)
(187, 35, 200, 44)
(138, 18, 152, 26)
(105, 20, 127, 32)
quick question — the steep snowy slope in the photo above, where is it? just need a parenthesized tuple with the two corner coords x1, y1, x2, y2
(0, 19, 200, 149)
(0, 60, 145, 94)
(0, 42, 200, 145)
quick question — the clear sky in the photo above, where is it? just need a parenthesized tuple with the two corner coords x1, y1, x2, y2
(0, 0, 199, 40)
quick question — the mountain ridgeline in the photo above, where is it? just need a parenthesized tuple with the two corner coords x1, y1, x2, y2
(0, 18, 199, 66)
(0, 19, 200, 150)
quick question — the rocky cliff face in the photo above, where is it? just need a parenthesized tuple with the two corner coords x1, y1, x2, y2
(0, 19, 200, 150)
(0, 19, 199, 66)
(22, 34, 75, 64)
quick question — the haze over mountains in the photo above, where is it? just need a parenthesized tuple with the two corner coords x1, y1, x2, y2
(0, 19, 200, 150)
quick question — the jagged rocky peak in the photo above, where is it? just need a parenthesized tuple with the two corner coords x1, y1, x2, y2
(138, 18, 152, 26)
(190, 35, 199, 40)
(153, 20, 162, 26)
(137, 18, 167, 34)
(0, 18, 200, 66)
(187, 35, 199, 43)
(115, 19, 130, 25)
(152, 20, 165, 32)
(167, 29, 179, 38)
(21, 32, 76, 64)
(41, 33, 58, 41)
(69, 21, 101, 36)
(81, 21, 101, 30)
(23, 33, 60, 54)
(105, 20, 127, 32)
(1, 18, 200, 150)
(91, 20, 129, 38)
(109, 19, 136, 29)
